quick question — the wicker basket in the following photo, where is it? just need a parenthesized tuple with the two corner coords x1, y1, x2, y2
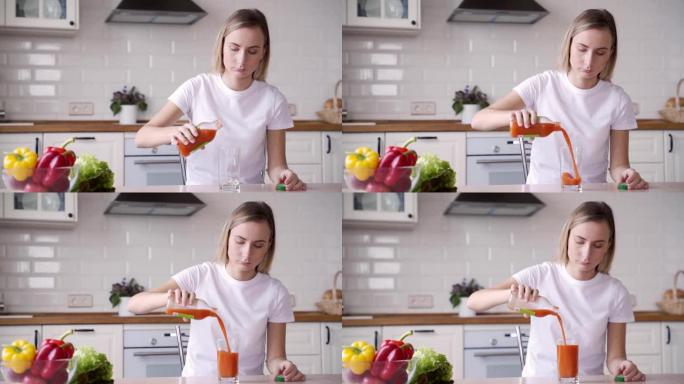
(316, 270, 342, 315)
(316, 80, 342, 124)
(657, 270, 684, 315)
(659, 78, 684, 123)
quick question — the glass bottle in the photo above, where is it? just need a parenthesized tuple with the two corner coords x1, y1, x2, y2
(507, 292, 559, 315)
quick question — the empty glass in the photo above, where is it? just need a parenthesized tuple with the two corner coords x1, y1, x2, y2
(218, 144, 240, 192)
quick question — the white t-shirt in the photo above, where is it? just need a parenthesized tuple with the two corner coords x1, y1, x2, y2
(513, 70, 636, 184)
(513, 262, 634, 378)
(172, 262, 295, 377)
(168, 74, 294, 185)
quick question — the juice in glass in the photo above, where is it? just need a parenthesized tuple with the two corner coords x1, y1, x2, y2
(557, 339, 579, 384)
(217, 337, 239, 383)
(177, 119, 222, 157)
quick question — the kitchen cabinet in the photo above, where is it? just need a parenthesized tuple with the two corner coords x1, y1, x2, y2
(386, 132, 467, 188)
(42, 324, 123, 378)
(628, 131, 665, 182)
(343, 132, 385, 157)
(0, 133, 42, 157)
(383, 325, 463, 379)
(344, 0, 420, 33)
(286, 323, 323, 374)
(271, 131, 342, 184)
(664, 131, 684, 182)
(321, 322, 342, 374)
(322, 132, 343, 183)
(3, 0, 78, 32)
(43, 133, 125, 188)
(343, 192, 417, 224)
(662, 322, 684, 374)
(341, 326, 382, 350)
(0, 325, 41, 348)
(625, 323, 662, 374)
(2, 192, 77, 222)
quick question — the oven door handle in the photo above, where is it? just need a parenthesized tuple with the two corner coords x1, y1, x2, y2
(475, 159, 522, 164)
(133, 159, 181, 165)
(472, 351, 521, 357)
(132, 351, 180, 357)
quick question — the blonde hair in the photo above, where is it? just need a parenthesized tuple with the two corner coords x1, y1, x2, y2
(558, 9, 618, 81)
(212, 9, 270, 81)
(557, 201, 616, 274)
(216, 201, 276, 274)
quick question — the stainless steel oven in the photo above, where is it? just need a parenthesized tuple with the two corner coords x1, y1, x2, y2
(466, 135, 528, 186)
(124, 133, 183, 187)
(123, 325, 189, 378)
(463, 325, 529, 379)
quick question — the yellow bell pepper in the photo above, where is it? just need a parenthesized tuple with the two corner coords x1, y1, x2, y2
(345, 147, 379, 181)
(2, 339, 36, 374)
(342, 340, 375, 375)
(3, 147, 38, 182)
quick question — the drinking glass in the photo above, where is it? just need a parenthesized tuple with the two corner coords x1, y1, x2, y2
(218, 145, 240, 192)
(217, 333, 239, 384)
(559, 145, 582, 192)
(557, 338, 579, 384)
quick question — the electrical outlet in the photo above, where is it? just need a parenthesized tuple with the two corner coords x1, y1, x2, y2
(67, 294, 93, 308)
(289, 294, 296, 308)
(408, 294, 433, 309)
(288, 103, 297, 116)
(68, 102, 94, 116)
(410, 101, 436, 116)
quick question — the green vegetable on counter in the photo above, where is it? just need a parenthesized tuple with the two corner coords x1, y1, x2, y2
(411, 153, 457, 192)
(70, 154, 115, 192)
(407, 348, 454, 384)
(69, 346, 114, 384)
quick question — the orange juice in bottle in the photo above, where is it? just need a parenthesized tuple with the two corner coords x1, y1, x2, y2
(177, 119, 222, 157)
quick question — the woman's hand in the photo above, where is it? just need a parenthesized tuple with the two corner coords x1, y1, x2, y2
(510, 282, 539, 303)
(510, 109, 538, 128)
(166, 288, 196, 307)
(169, 123, 198, 146)
(278, 169, 306, 191)
(616, 360, 645, 381)
(619, 168, 649, 190)
(276, 360, 305, 382)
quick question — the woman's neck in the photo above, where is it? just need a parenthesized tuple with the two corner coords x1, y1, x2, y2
(225, 263, 257, 281)
(567, 70, 600, 90)
(221, 72, 254, 92)
(565, 263, 598, 281)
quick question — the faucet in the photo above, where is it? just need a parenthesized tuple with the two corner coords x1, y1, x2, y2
(0, 101, 5, 120)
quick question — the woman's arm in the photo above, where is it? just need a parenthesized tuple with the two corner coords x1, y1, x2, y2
(606, 322, 645, 381)
(127, 279, 181, 314)
(135, 101, 196, 148)
(266, 130, 306, 190)
(467, 277, 517, 312)
(609, 130, 649, 189)
(266, 322, 305, 381)
(471, 91, 527, 131)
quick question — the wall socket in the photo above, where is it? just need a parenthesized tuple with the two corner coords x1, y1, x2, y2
(410, 101, 436, 115)
(408, 294, 434, 309)
(68, 102, 94, 116)
(288, 103, 297, 116)
(67, 294, 93, 308)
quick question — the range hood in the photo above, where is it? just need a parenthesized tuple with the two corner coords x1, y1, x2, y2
(444, 193, 545, 217)
(106, 0, 207, 25)
(447, 0, 549, 24)
(104, 193, 206, 216)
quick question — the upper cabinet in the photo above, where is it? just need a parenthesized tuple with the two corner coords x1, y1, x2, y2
(2, 0, 78, 33)
(2, 192, 77, 223)
(344, 0, 420, 33)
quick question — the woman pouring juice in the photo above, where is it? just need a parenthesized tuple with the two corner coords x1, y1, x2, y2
(471, 9, 648, 190)
(467, 201, 645, 382)
(128, 201, 305, 381)
(135, 9, 305, 191)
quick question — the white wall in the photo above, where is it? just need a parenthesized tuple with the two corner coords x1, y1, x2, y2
(0, 193, 342, 313)
(0, 0, 342, 120)
(343, 192, 684, 314)
(342, 0, 684, 120)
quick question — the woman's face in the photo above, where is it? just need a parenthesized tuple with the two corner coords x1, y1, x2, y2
(222, 26, 266, 80)
(227, 220, 271, 275)
(567, 220, 611, 277)
(569, 28, 613, 81)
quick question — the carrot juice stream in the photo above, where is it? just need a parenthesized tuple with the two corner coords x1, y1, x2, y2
(523, 308, 578, 380)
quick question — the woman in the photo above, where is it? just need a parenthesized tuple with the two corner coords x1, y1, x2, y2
(471, 9, 648, 190)
(128, 201, 305, 381)
(135, 9, 305, 191)
(467, 201, 645, 382)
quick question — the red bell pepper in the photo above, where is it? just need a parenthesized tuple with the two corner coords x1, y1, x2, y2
(374, 137, 418, 187)
(371, 330, 414, 381)
(31, 330, 75, 380)
(32, 138, 76, 188)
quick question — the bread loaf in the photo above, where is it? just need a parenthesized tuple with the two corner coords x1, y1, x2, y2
(323, 288, 342, 300)
(665, 97, 684, 109)
(663, 288, 684, 300)
(324, 98, 343, 109)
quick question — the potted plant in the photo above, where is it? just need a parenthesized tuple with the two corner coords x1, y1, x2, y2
(450, 278, 483, 317)
(452, 85, 489, 124)
(110, 85, 147, 125)
(110, 277, 144, 316)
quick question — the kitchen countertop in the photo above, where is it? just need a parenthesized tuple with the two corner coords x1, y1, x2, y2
(116, 183, 342, 193)
(342, 311, 684, 326)
(0, 311, 340, 326)
(113, 374, 340, 384)
(0, 120, 341, 133)
(342, 119, 684, 132)
(459, 182, 684, 193)
(459, 374, 684, 384)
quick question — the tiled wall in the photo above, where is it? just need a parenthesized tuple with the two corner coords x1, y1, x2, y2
(0, 193, 342, 313)
(342, 0, 684, 120)
(343, 192, 684, 314)
(0, 0, 342, 120)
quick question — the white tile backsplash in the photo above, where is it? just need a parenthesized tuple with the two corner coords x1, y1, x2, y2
(0, 193, 341, 313)
(343, 192, 684, 314)
(343, 0, 684, 120)
(0, 0, 342, 120)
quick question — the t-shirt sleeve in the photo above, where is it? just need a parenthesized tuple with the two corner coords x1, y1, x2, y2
(269, 280, 295, 323)
(609, 280, 635, 323)
(512, 262, 547, 289)
(167, 77, 196, 115)
(267, 88, 294, 131)
(513, 72, 547, 110)
(171, 263, 207, 293)
(611, 88, 637, 131)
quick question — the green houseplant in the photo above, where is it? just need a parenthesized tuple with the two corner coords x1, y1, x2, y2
(110, 278, 144, 316)
(452, 85, 489, 124)
(111, 86, 147, 124)
(450, 278, 483, 315)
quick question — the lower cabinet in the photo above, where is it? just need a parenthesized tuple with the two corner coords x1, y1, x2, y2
(341, 326, 382, 350)
(0, 325, 41, 348)
(285, 323, 322, 374)
(321, 322, 342, 374)
(662, 322, 684, 374)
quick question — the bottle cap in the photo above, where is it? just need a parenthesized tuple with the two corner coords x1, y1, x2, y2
(276, 183, 286, 191)
(618, 183, 628, 191)
(615, 375, 625, 382)
(275, 375, 285, 382)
